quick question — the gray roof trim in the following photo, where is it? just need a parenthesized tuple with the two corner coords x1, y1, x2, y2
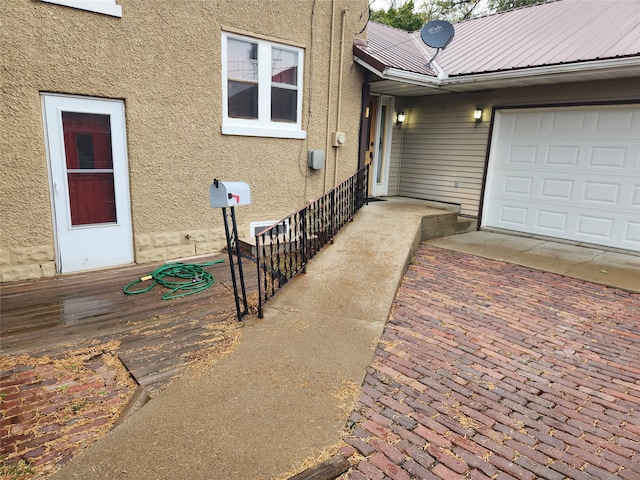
(356, 54, 640, 94)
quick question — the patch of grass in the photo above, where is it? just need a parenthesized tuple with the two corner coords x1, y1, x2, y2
(71, 401, 87, 413)
(0, 458, 35, 479)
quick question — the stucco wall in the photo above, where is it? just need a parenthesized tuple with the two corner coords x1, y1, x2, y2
(396, 78, 640, 216)
(1, 0, 368, 282)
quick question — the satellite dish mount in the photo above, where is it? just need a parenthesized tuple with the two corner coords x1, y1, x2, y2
(420, 20, 455, 68)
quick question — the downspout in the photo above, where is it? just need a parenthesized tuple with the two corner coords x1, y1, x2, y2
(333, 8, 347, 187)
(323, 0, 336, 193)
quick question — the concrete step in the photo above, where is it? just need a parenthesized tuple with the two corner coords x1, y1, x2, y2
(456, 216, 477, 235)
(421, 212, 477, 240)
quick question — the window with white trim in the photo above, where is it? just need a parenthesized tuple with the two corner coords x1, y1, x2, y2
(39, 0, 122, 17)
(222, 32, 306, 139)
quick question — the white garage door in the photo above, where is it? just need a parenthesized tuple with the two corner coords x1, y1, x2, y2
(483, 105, 640, 252)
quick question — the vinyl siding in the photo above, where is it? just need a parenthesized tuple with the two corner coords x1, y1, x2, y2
(396, 78, 640, 218)
(398, 99, 488, 216)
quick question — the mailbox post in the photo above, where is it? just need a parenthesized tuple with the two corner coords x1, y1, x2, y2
(209, 180, 251, 320)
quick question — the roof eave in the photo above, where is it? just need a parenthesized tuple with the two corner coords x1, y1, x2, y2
(355, 53, 640, 94)
(446, 56, 640, 87)
(353, 56, 445, 91)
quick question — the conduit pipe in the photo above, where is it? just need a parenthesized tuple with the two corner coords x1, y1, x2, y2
(323, 0, 336, 194)
(333, 8, 347, 188)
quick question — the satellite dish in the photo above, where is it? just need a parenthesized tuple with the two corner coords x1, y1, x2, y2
(420, 20, 455, 67)
(421, 20, 455, 49)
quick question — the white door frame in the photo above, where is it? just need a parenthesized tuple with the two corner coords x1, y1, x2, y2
(371, 95, 394, 197)
(42, 93, 134, 273)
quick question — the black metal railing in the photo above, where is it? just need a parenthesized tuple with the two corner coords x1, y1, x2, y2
(256, 165, 369, 318)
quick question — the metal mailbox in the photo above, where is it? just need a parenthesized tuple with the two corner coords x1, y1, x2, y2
(209, 180, 251, 208)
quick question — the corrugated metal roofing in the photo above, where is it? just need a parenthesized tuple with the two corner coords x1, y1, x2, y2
(357, 0, 640, 77)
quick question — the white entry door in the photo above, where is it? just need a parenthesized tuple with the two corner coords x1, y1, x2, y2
(371, 96, 394, 197)
(43, 94, 134, 273)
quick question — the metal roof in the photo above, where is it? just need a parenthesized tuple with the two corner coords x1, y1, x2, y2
(354, 0, 640, 95)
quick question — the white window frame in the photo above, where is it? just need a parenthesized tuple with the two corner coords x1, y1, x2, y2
(221, 32, 306, 139)
(39, 0, 122, 17)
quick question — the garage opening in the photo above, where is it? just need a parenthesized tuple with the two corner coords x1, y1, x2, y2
(482, 104, 640, 252)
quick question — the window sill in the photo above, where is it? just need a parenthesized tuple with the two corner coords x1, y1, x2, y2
(222, 124, 307, 140)
(39, 0, 122, 17)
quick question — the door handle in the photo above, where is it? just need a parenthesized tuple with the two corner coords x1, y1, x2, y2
(54, 182, 60, 194)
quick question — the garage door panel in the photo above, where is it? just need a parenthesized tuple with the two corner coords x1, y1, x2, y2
(506, 145, 538, 166)
(546, 145, 580, 166)
(551, 111, 586, 132)
(499, 205, 529, 227)
(583, 181, 620, 205)
(541, 178, 573, 200)
(500, 143, 638, 171)
(595, 109, 636, 134)
(504, 176, 534, 195)
(633, 186, 640, 206)
(492, 170, 636, 210)
(489, 200, 637, 248)
(589, 146, 630, 168)
(626, 221, 640, 244)
(483, 105, 640, 252)
(577, 214, 614, 239)
(536, 209, 569, 233)
(512, 113, 544, 133)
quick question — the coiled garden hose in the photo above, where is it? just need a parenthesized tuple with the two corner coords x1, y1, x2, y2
(123, 260, 225, 300)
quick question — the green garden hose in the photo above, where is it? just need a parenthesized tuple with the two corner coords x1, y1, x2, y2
(123, 260, 225, 300)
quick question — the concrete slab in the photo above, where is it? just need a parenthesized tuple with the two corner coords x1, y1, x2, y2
(565, 250, 640, 291)
(427, 230, 640, 292)
(427, 230, 546, 261)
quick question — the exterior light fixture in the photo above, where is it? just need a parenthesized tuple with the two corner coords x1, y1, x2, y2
(396, 110, 406, 125)
(474, 107, 483, 126)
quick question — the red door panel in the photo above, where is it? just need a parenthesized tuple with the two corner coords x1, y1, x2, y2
(62, 112, 117, 226)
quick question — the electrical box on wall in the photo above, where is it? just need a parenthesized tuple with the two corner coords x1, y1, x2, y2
(308, 149, 325, 170)
(333, 132, 346, 147)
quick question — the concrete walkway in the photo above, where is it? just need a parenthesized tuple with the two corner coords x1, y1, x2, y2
(55, 198, 640, 479)
(54, 198, 442, 479)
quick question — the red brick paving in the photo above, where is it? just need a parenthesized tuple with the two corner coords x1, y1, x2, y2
(344, 245, 640, 480)
(0, 346, 135, 479)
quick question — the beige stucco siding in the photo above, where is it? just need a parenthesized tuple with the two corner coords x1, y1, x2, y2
(397, 78, 640, 217)
(1, 0, 367, 282)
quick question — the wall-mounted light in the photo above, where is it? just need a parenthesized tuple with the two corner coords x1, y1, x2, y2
(396, 110, 406, 125)
(474, 107, 483, 126)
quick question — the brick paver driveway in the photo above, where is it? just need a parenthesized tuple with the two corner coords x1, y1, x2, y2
(344, 245, 639, 480)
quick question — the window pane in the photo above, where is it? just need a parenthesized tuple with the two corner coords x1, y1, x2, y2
(271, 87, 297, 122)
(62, 112, 113, 169)
(228, 81, 258, 119)
(76, 135, 94, 169)
(227, 38, 258, 81)
(61, 112, 117, 225)
(272, 48, 297, 86)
